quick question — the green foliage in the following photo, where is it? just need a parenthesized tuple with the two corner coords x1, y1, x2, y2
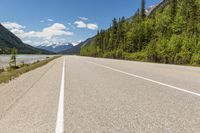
(124, 52, 146, 61)
(0, 67, 4, 73)
(191, 53, 200, 65)
(81, 0, 200, 65)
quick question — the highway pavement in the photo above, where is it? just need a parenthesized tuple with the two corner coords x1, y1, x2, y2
(0, 56, 200, 133)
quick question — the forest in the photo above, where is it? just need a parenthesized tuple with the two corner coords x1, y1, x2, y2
(80, 0, 200, 65)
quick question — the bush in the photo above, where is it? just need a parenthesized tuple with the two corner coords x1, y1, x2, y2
(0, 67, 4, 73)
(174, 34, 193, 64)
(191, 53, 200, 65)
(155, 38, 171, 63)
(6, 66, 19, 72)
(102, 51, 115, 58)
(175, 52, 192, 64)
(124, 52, 146, 61)
(146, 41, 158, 62)
(115, 49, 124, 59)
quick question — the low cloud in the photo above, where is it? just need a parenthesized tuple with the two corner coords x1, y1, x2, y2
(1, 22, 26, 30)
(74, 21, 87, 28)
(74, 20, 98, 30)
(87, 24, 98, 30)
(24, 23, 73, 39)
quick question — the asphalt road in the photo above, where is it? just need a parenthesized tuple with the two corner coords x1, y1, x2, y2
(0, 56, 200, 133)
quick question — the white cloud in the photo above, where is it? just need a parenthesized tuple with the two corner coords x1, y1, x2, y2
(48, 19, 54, 22)
(79, 17, 88, 21)
(40, 20, 45, 23)
(1, 22, 26, 30)
(10, 28, 25, 35)
(74, 21, 87, 28)
(24, 23, 73, 39)
(87, 24, 98, 30)
(1, 22, 74, 46)
(74, 20, 98, 30)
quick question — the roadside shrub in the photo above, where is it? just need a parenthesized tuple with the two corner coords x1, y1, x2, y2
(155, 38, 171, 63)
(191, 53, 200, 65)
(124, 52, 146, 61)
(175, 51, 191, 64)
(102, 51, 115, 58)
(0, 67, 4, 73)
(115, 49, 124, 59)
(19, 63, 29, 68)
(167, 35, 182, 64)
(6, 66, 19, 72)
(146, 40, 158, 62)
(174, 34, 193, 64)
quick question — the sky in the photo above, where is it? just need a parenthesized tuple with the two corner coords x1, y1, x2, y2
(0, 0, 161, 46)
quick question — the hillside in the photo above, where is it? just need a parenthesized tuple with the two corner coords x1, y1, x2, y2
(0, 23, 52, 54)
(59, 38, 94, 55)
(80, 0, 200, 65)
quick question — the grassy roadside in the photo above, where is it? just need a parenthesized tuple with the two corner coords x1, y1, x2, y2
(0, 56, 61, 84)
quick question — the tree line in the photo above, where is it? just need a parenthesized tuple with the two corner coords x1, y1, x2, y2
(80, 0, 200, 65)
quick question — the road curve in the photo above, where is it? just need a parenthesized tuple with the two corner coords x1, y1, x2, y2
(0, 56, 200, 132)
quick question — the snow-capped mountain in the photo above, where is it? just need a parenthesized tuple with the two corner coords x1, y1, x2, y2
(36, 42, 73, 53)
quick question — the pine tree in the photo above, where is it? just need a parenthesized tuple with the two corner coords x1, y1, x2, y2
(111, 18, 118, 50)
(170, 0, 177, 21)
(140, 0, 146, 19)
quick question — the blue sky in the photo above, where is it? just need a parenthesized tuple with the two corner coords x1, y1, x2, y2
(0, 0, 161, 46)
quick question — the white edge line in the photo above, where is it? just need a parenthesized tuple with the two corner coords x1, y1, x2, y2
(55, 56, 65, 133)
(85, 60, 200, 97)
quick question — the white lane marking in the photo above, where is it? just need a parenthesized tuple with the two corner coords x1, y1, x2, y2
(85, 60, 200, 97)
(55, 57, 65, 133)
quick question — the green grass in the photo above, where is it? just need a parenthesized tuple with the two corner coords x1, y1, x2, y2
(0, 56, 61, 84)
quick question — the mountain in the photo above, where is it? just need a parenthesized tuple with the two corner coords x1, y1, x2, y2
(36, 43, 73, 53)
(0, 23, 53, 54)
(80, 0, 200, 65)
(59, 38, 94, 55)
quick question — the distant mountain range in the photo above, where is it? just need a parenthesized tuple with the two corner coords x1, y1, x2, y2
(0, 23, 53, 54)
(0, 21, 90, 55)
(36, 43, 73, 53)
(59, 38, 94, 55)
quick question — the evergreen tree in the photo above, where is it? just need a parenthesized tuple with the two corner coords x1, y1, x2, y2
(170, 0, 177, 21)
(140, 0, 146, 19)
(81, 0, 200, 65)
